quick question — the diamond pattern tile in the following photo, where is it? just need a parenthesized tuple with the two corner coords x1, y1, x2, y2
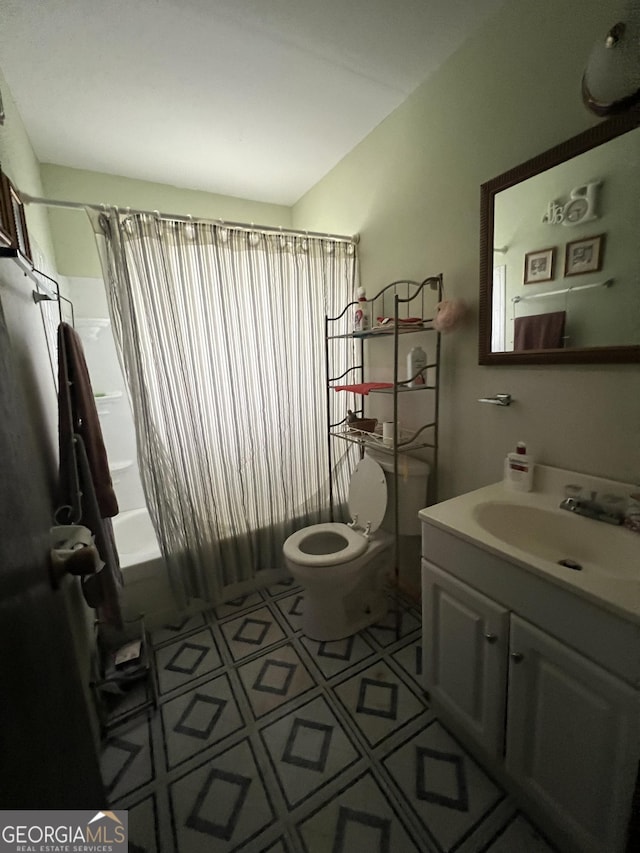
(333, 660, 427, 746)
(151, 613, 207, 647)
(171, 738, 275, 852)
(297, 771, 422, 853)
(237, 642, 315, 719)
(155, 628, 222, 695)
(262, 576, 301, 598)
(382, 720, 503, 851)
(391, 636, 423, 689)
(261, 694, 361, 807)
(300, 631, 376, 680)
(220, 605, 286, 661)
(214, 590, 265, 619)
(161, 673, 244, 768)
(102, 580, 553, 853)
(273, 591, 306, 631)
(101, 718, 153, 800)
(365, 606, 421, 648)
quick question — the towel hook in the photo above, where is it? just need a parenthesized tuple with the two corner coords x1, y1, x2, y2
(478, 393, 512, 406)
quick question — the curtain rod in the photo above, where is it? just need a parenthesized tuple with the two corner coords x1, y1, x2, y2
(21, 193, 359, 244)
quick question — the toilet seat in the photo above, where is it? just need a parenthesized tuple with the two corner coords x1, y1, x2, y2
(283, 522, 368, 567)
(347, 455, 387, 534)
(283, 456, 388, 568)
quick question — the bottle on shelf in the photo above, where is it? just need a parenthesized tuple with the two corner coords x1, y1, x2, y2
(407, 346, 427, 387)
(354, 288, 370, 332)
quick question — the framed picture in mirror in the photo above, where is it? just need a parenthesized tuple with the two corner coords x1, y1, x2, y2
(564, 234, 604, 277)
(524, 247, 555, 284)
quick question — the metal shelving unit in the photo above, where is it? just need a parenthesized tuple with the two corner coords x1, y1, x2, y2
(325, 275, 443, 636)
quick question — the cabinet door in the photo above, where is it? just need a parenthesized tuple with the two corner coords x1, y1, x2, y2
(422, 560, 509, 757)
(506, 615, 640, 853)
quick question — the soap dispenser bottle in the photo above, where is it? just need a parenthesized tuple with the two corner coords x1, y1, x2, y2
(504, 441, 534, 491)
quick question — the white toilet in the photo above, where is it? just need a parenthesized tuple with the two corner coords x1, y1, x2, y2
(283, 450, 430, 641)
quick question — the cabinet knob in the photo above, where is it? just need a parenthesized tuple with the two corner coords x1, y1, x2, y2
(484, 633, 498, 643)
(510, 652, 524, 663)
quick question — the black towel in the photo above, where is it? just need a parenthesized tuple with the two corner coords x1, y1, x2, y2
(514, 311, 566, 351)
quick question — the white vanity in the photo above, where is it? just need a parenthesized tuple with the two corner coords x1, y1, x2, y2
(420, 465, 639, 853)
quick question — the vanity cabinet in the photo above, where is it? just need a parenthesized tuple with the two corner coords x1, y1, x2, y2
(506, 614, 639, 853)
(422, 561, 508, 757)
(421, 548, 640, 853)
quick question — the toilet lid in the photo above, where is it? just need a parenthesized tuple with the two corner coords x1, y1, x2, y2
(348, 455, 387, 533)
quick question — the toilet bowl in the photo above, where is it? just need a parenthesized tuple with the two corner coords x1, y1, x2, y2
(283, 454, 395, 641)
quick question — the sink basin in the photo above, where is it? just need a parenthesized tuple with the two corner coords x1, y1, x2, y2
(472, 501, 638, 580)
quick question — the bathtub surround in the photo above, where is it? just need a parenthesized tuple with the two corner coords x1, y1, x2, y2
(69, 278, 147, 513)
(91, 209, 357, 607)
(101, 580, 556, 853)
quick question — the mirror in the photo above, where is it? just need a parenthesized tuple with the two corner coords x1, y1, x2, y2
(479, 110, 640, 364)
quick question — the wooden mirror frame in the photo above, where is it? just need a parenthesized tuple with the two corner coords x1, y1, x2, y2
(479, 109, 640, 365)
(0, 166, 32, 264)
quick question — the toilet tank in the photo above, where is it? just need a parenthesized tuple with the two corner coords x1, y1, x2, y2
(365, 449, 429, 536)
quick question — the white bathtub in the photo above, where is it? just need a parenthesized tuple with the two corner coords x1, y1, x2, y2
(113, 508, 177, 625)
(113, 507, 161, 570)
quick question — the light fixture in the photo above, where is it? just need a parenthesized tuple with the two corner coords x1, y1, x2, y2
(582, 3, 640, 115)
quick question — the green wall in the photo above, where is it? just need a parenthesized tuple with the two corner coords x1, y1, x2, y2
(41, 164, 293, 277)
(3, 0, 638, 498)
(292, 0, 639, 496)
(0, 67, 55, 264)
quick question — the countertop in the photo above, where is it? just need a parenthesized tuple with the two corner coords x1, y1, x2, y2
(419, 465, 640, 624)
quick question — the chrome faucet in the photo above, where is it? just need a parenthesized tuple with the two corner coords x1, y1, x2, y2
(559, 489, 625, 526)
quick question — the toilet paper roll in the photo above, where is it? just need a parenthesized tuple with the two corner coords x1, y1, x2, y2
(382, 421, 395, 447)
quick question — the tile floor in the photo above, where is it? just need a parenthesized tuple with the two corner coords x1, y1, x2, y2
(100, 579, 558, 853)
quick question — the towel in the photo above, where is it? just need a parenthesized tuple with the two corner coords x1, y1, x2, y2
(514, 311, 566, 351)
(74, 435, 123, 628)
(333, 382, 394, 395)
(57, 322, 122, 627)
(58, 322, 118, 517)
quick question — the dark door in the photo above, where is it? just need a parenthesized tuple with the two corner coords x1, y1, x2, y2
(0, 297, 106, 807)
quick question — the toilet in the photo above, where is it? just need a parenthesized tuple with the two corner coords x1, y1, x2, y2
(283, 450, 430, 641)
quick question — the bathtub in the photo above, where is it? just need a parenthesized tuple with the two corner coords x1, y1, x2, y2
(113, 507, 161, 569)
(113, 508, 177, 626)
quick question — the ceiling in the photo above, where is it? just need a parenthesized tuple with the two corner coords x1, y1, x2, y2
(0, 0, 503, 206)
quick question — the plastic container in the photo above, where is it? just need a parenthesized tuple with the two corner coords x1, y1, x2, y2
(354, 288, 369, 332)
(407, 346, 427, 387)
(504, 441, 534, 492)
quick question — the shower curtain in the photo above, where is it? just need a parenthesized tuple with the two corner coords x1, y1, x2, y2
(91, 210, 357, 608)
